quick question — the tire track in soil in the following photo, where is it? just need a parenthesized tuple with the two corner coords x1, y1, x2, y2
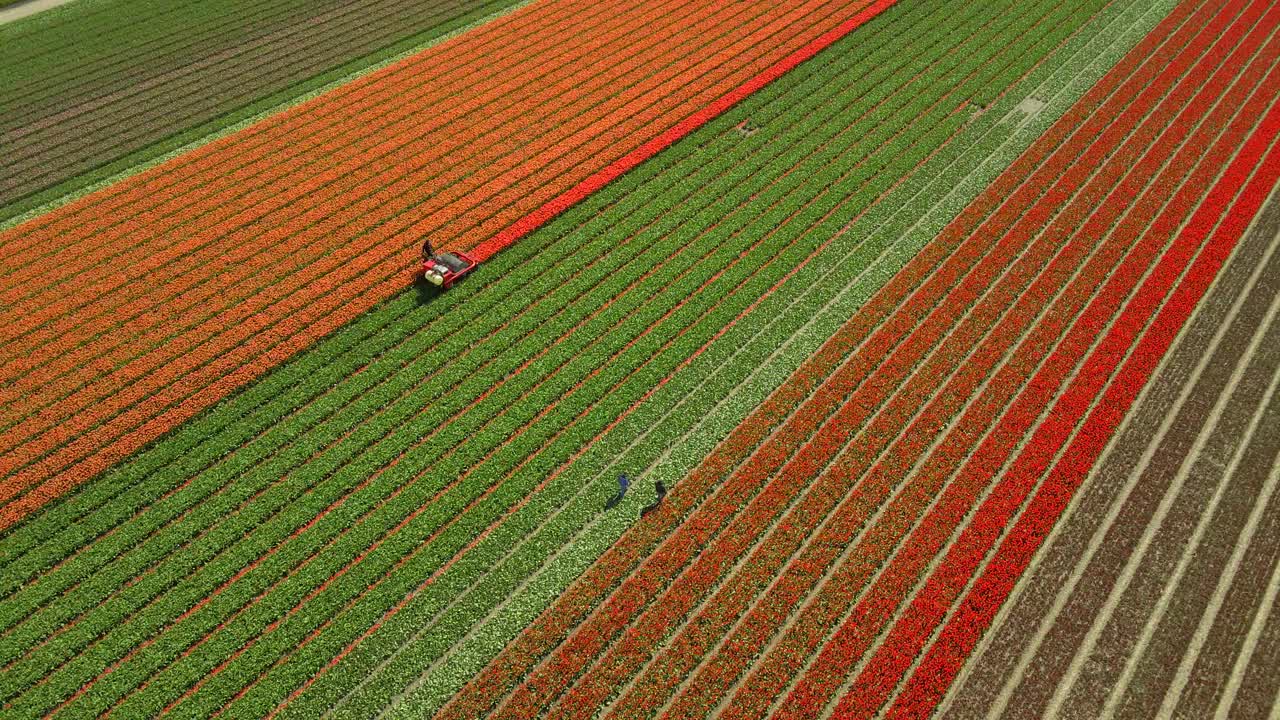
(940, 181, 1280, 720)
(1225, 562, 1280, 718)
(940, 172, 1280, 720)
(1159, 411, 1280, 719)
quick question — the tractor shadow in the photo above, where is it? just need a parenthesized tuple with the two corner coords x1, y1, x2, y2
(411, 274, 446, 305)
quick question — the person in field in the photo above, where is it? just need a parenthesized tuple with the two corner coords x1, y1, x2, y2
(605, 474, 629, 510)
(640, 480, 666, 517)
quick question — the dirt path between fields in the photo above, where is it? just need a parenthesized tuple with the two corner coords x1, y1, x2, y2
(0, 0, 79, 25)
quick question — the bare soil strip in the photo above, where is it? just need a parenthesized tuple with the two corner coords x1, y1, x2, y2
(942, 180, 1280, 720)
(0, 0, 79, 26)
(1225, 561, 1280, 718)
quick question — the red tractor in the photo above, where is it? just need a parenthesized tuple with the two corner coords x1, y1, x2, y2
(421, 239, 478, 289)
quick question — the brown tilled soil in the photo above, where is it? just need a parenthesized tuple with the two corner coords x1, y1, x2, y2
(0, 0, 501, 206)
(940, 182, 1280, 720)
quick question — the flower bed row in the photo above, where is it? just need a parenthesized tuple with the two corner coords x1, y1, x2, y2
(0, 0, 592, 279)
(8, 104, 844, 717)
(0, 12, 880, 645)
(5, 0, 1162, 707)
(432, 0, 1218, 707)
(202, 19, 981, 718)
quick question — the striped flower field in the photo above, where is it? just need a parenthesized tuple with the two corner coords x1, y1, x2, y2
(1, 0, 1277, 718)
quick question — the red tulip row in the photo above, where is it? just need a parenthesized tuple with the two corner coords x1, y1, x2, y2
(870, 50, 1280, 720)
(435, 0, 1222, 715)
(572, 0, 1266, 715)
(0, 0, 885, 528)
(795, 12, 1280, 718)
